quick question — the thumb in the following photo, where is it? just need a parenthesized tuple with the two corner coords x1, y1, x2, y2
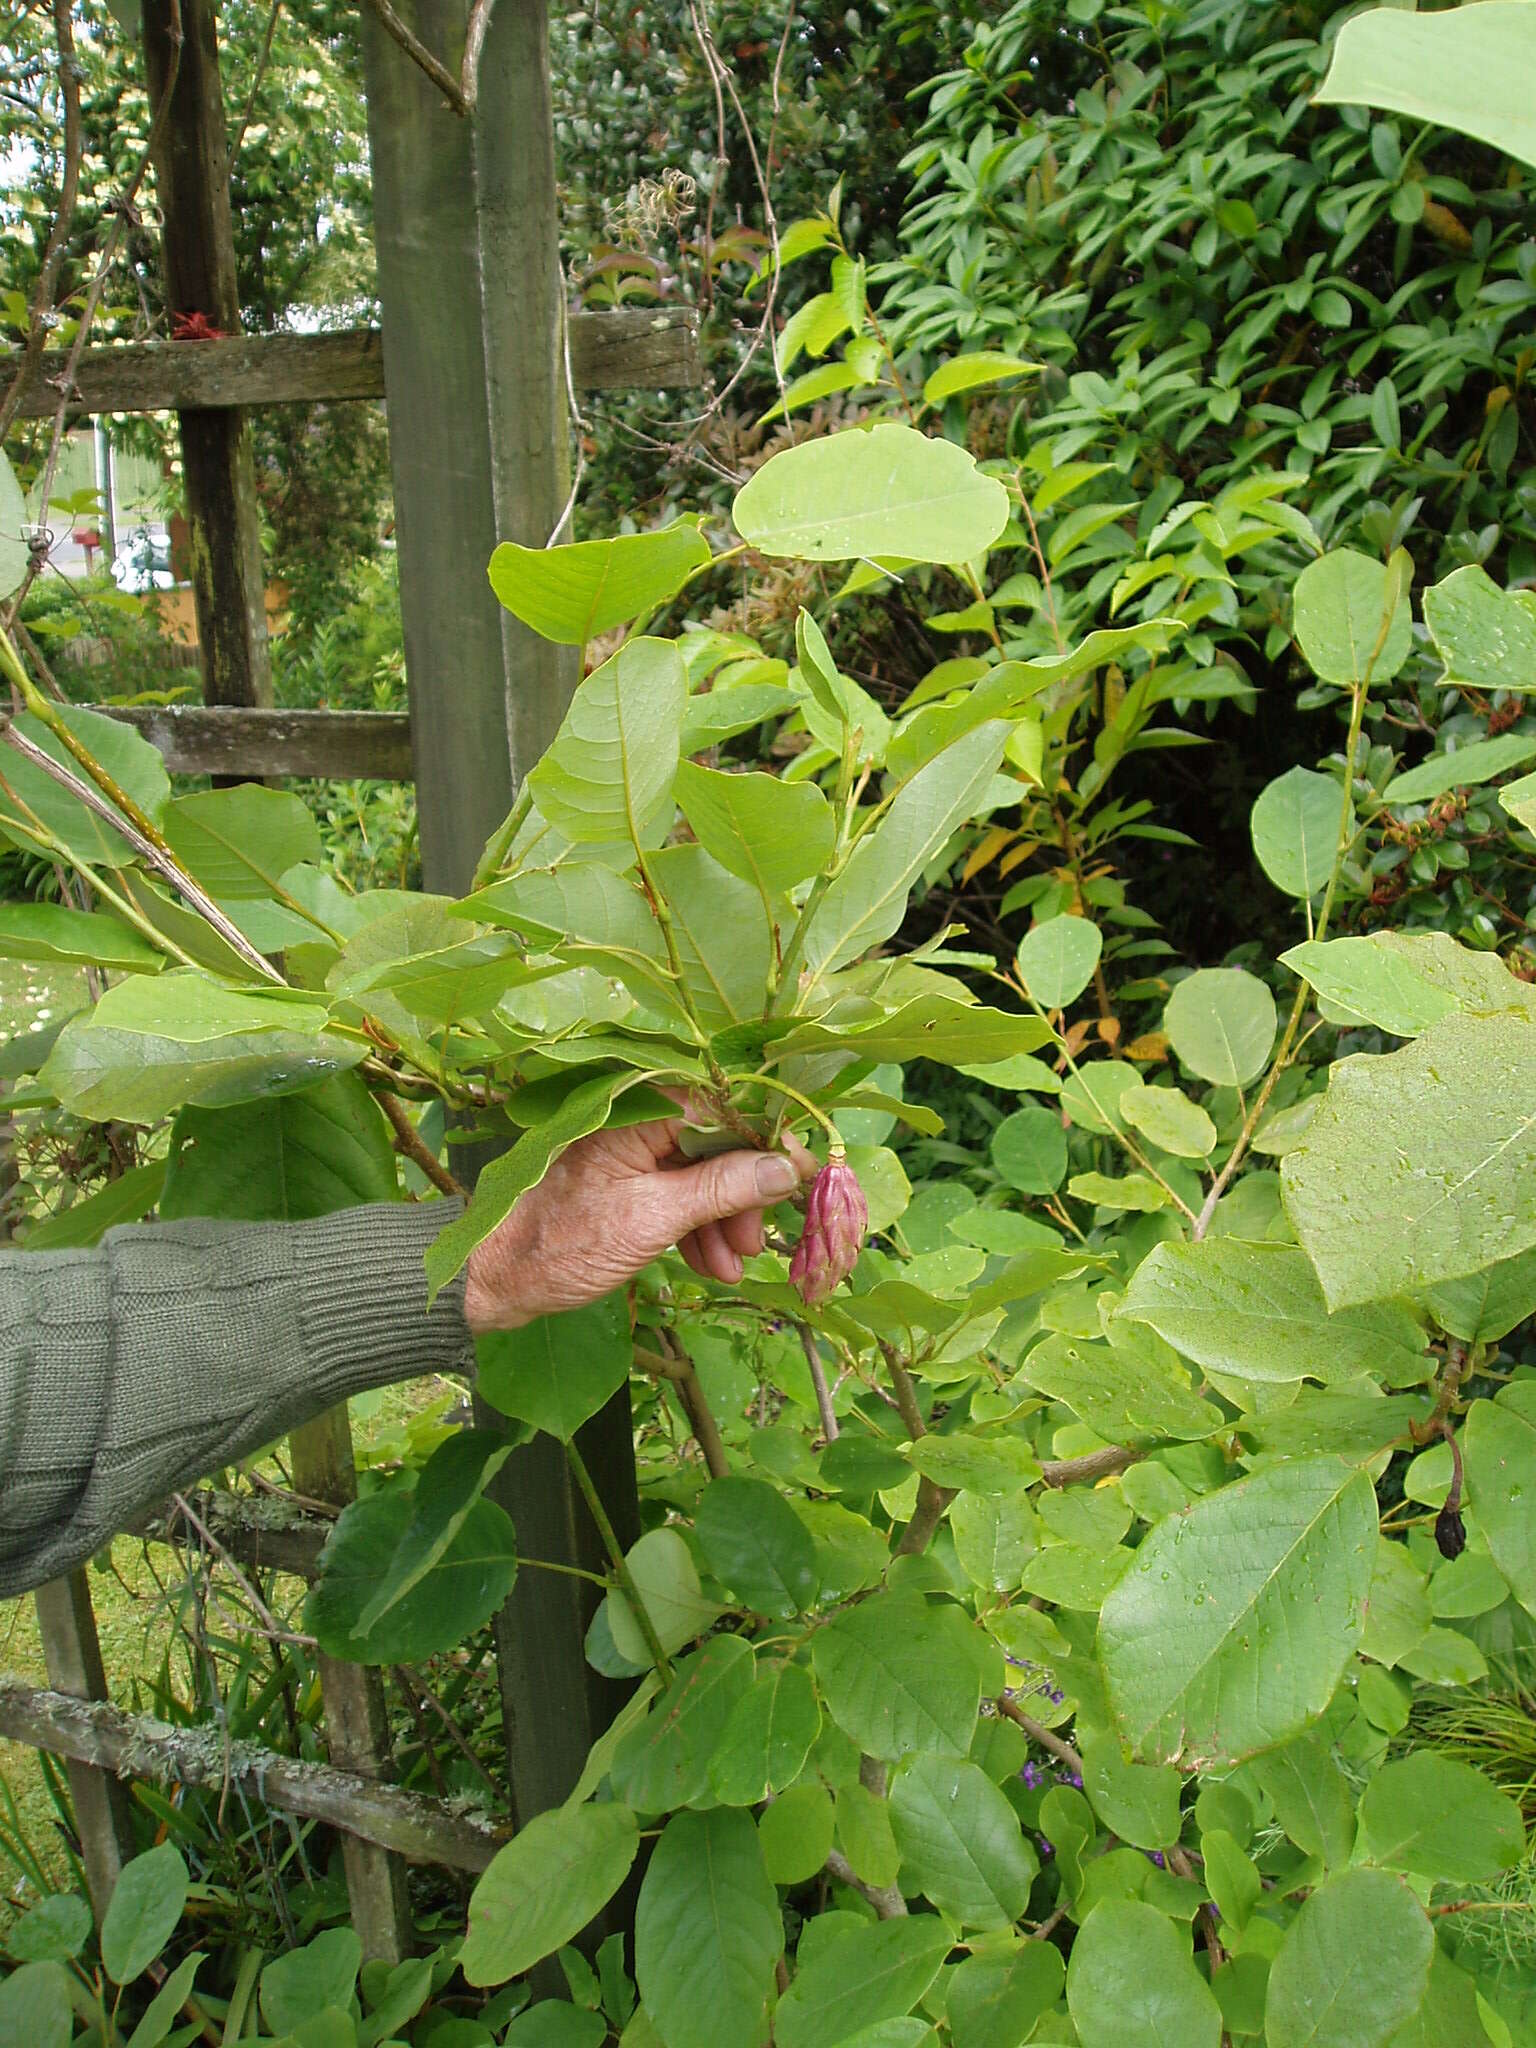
(650, 1148, 802, 1246)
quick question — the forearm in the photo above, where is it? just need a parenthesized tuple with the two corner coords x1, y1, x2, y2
(0, 1201, 472, 1600)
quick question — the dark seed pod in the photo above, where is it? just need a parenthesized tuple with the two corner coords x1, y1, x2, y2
(1434, 1505, 1467, 1560)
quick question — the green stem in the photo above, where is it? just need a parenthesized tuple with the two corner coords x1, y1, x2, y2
(1191, 588, 1392, 1239)
(566, 1439, 673, 1681)
(743, 1069, 844, 1148)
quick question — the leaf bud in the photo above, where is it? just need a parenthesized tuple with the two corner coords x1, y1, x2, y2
(788, 1153, 868, 1307)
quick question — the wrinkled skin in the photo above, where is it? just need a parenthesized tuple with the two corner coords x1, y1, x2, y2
(464, 1115, 816, 1331)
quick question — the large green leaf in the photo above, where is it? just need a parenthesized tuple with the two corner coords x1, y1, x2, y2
(1116, 1239, 1428, 1387)
(674, 761, 834, 894)
(0, 902, 164, 974)
(708, 1659, 821, 1805)
(259, 1929, 361, 2036)
(1016, 915, 1102, 1009)
(649, 843, 776, 1032)
(811, 1589, 982, 1761)
(489, 522, 712, 645)
(0, 448, 27, 599)
(888, 1754, 1037, 1928)
(40, 974, 366, 1124)
(946, 1950, 1064, 2048)
(1098, 1456, 1377, 1765)
(1065, 1900, 1221, 2048)
(1384, 733, 1536, 806)
(1358, 1752, 1526, 1882)
(306, 1488, 518, 1664)
(160, 1070, 398, 1221)
(0, 705, 170, 868)
(100, 1843, 189, 1986)
(1251, 765, 1345, 899)
(775, 993, 1051, 1068)
(634, 1809, 782, 2048)
(460, 1802, 639, 1987)
(1263, 1869, 1432, 2048)
(607, 1526, 726, 1666)
(1317, 4, 1536, 170)
(526, 636, 686, 851)
(1291, 547, 1412, 686)
(423, 1071, 628, 1297)
(1019, 1332, 1221, 1443)
(356, 1429, 515, 1634)
(732, 423, 1009, 564)
(609, 1636, 755, 1813)
(694, 1476, 819, 1619)
(161, 785, 323, 899)
(1427, 1244, 1536, 1343)
(1465, 1386, 1536, 1617)
(1282, 1012, 1536, 1308)
(804, 722, 1011, 976)
(1164, 968, 1276, 1086)
(24, 1160, 167, 1250)
(1280, 936, 1458, 1037)
(475, 1297, 633, 1442)
(775, 1918, 953, 2048)
(1249, 1730, 1357, 1867)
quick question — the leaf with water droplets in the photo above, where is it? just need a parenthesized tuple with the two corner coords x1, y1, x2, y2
(1282, 1011, 1536, 1308)
(1097, 1456, 1377, 1766)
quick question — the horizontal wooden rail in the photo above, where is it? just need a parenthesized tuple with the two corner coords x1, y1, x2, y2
(100, 705, 414, 779)
(1, 311, 700, 419)
(0, 1684, 509, 1872)
(134, 1490, 331, 1579)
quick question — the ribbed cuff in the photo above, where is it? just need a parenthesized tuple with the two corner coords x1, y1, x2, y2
(295, 1199, 473, 1398)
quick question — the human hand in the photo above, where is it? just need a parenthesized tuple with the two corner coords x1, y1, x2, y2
(462, 1114, 816, 1332)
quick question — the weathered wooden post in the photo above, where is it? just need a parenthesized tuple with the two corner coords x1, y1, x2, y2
(141, 0, 271, 712)
(360, 0, 642, 1828)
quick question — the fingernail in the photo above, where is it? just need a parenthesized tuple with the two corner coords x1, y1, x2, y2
(756, 1154, 798, 1197)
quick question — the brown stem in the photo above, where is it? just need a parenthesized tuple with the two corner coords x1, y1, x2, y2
(824, 1847, 907, 1919)
(895, 1480, 953, 1558)
(997, 1696, 1083, 1775)
(800, 1323, 839, 1441)
(659, 1331, 730, 1480)
(0, 716, 280, 983)
(1038, 1445, 1139, 1488)
(459, 0, 497, 111)
(377, 1089, 467, 1199)
(360, 0, 468, 112)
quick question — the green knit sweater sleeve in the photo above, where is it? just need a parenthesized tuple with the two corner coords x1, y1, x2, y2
(0, 1201, 472, 1600)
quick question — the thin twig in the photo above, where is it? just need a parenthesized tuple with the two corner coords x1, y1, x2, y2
(168, 1493, 316, 1649)
(378, 1089, 467, 1199)
(12, 0, 184, 610)
(229, 0, 283, 160)
(660, 1329, 730, 1478)
(459, 0, 497, 112)
(0, 0, 83, 445)
(824, 1847, 907, 1919)
(0, 717, 281, 983)
(997, 1696, 1083, 1775)
(1038, 1445, 1138, 1489)
(799, 1323, 839, 1441)
(360, 0, 467, 113)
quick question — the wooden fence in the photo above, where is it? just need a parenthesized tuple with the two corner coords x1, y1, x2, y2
(2, 0, 689, 1963)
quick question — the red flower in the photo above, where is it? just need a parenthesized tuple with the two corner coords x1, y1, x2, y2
(171, 310, 228, 342)
(789, 1155, 868, 1307)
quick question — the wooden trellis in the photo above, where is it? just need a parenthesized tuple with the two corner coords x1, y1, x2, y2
(0, 0, 689, 1961)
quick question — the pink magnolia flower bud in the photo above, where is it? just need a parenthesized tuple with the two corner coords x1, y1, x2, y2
(789, 1154, 868, 1306)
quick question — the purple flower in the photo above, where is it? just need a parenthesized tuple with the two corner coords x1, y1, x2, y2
(1038, 1837, 1055, 1858)
(1021, 1762, 1045, 1789)
(789, 1155, 868, 1306)
(1146, 1850, 1166, 1869)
